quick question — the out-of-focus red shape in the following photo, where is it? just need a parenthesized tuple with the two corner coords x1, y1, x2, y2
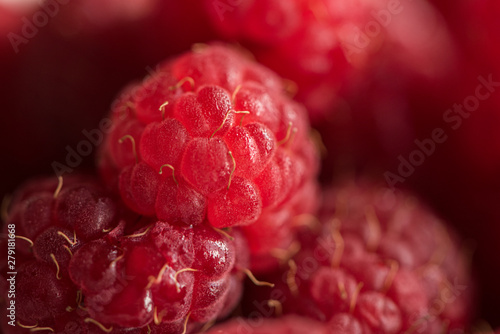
(203, 0, 456, 122)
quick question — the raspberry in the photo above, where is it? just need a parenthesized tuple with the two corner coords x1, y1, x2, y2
(241, 182, 473, 333)
(0, 174, 122, 331)
(203, 0, 454, 121)
(68, 219, 249, 331)
(98, 44, 319, 265)
(206, 315, 329, 334)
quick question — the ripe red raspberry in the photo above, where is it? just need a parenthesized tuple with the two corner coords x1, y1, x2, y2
(0, 174, 124, 332)
(241, 182, 474, 333)
(68, 219, 249, 331)
(203, 0, 454, 121)
(206, 315, 329, 334)
(241, 180, 319, 274)
(98, 44, 319, 230)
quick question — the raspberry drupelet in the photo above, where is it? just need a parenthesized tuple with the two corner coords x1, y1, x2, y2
(241, 181, 474, 333)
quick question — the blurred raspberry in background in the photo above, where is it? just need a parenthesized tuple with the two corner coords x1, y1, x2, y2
(203, 0, 457, 122)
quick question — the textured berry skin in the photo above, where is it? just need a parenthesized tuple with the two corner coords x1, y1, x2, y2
(241, 182, 473, 333)
(68, 219, 248, 331)
(206, 315, 329, 334)
(203, 0, 454, 122)
(0, 175, 124, 333)
(98, 44, 319, 270)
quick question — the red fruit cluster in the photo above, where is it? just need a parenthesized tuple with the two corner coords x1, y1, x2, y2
(2, 0, 495, 330)
(242, 182, 473, 333)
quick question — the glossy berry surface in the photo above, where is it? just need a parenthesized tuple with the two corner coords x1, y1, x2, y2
(241, 181, 473, 333)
